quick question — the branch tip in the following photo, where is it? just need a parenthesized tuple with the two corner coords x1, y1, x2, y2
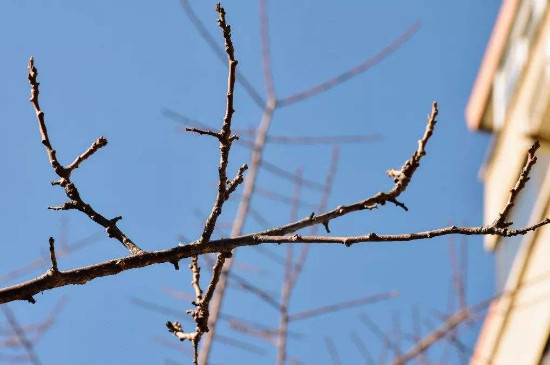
(48, 237, 58, 272)
(322, 221, 331, 233)
(492, 139, 541, 228)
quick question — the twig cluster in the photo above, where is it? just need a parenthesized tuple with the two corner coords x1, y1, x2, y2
(28, 57, 142, 257)
(1, 2, 549, 365)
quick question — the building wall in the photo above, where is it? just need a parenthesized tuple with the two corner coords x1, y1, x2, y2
(471, 1, 550, 364)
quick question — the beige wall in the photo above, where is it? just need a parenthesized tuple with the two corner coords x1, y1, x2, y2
(472, 1, 550, 364)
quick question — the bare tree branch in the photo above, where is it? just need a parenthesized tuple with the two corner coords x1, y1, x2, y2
(167, 5, 246, 363)
(0, 231, 101, 284)
(198, 3, 244, 245)
(289, 291, 398, 322)
(289, 146, 340, 292)
(198, 49, 278, 365)
(0, 190, 546, 306)
(4, 6, 549, 365)
(260, 0, 275, 100)
(276, 168, 303, 365)
(27, 57, 142, 256)
(228, 321, 278, 344)
(165, 108, 328, 190)
(65, 137, 108, 173)
(359, 314, 401, 356)
(492, 140, 540, 228)
(1, 100, 546, 308)
(391, 308, 470, 365)
(48, 237, 58, 273)
(351, 330, 375, 365)
(277, 22, 421, 107)
(178, 0, 265, 108)
(324, 337, 342, 365)
(1, 306, 42, 365)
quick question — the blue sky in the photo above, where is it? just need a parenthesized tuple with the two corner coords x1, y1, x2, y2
(0, 1, 500, 364)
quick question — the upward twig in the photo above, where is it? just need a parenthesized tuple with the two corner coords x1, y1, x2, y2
(168, 4, 246, 364)
(198, 3, 246, 244)
(27, 58, 142, 256)
(198, 4, 279, 357)
(179, 0, 265, 108)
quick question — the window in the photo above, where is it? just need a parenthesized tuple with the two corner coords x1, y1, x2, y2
(492, 0, 547, 129)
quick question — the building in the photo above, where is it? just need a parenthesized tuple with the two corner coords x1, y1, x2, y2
(467, 0, 550, 363)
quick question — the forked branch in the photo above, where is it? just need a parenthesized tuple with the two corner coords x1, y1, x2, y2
(2, 5, 549, 365)
(28, 58, 142, 256)
(1, 96, 547, 305)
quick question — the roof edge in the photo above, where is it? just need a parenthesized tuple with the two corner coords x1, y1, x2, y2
(466, 0, 521, 131)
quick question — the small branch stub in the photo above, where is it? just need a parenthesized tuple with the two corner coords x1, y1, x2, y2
(48, 237, 58, 272)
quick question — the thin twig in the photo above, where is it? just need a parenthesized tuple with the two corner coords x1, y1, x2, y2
(324, 337, 342, 365)
(179, 0, 265, 108)
(167, 5, 243, 363)
(228, 322, 277, 344)
(411, 306, 430, 365)
(265, 134, 381, 145)
(48, 237, 58, 273)
(359, 314, 401, 356)
(492, 140, 540, 228)
(165, 108, 327, 190)
(277, 168, 303, 365)
(391, 309, 470, 365)
(27, 58, 142, 256)
(226, 267, 280, 309)
(289, 291, 397, 322)
(198, 55, 278, 365)
(351, 331, 375, 365)
(277, 22, 421, 107)
(260, 0, 275, 100)
(392, 311, 402, 359)
(1, 217, 547, 305)
(254, 185, 318, 210)
(65, 137, 108, 172)
(189, 256, 203, 303)
(0, 297, 65, 349)
(198, 3, 243, 244)
(290, 146, 340, 290)
(1, 306, 42, 365)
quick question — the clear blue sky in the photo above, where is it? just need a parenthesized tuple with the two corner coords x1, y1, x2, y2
(0, 1, 500, 364)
